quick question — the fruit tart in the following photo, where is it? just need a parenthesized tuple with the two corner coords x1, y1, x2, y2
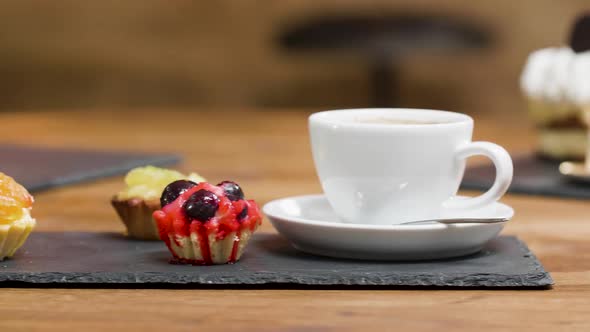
(153, 180, 262, 265)
(0, 172, 35, 261)
(111, 166, 204, 240)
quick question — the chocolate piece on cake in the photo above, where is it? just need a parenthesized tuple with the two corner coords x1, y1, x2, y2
(570, 13, 590, 53)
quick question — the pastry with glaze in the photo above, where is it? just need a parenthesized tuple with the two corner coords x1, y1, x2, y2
(153, 180, 262, 265)
(0, 172, 35, 261)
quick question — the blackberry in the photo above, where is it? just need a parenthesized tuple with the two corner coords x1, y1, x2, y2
(183, 189, 220, 222)
(160, 180, 197, 207)
(217, 181, 244, 201)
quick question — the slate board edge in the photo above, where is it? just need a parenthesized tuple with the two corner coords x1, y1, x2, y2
(460, 181, 590, 200)
(0, 271, 552, 287)
(0, 237, 553, 288)
(27, 154, 181, 193)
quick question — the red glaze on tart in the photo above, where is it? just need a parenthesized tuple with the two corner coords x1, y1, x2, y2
(153, 181, 262, 265)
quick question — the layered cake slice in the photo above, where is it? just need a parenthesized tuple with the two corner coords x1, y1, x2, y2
(520, 13, 590, 160)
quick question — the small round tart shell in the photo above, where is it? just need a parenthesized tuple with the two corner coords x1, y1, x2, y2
(0, 210, 36, 261)
(111, 196, 161, 240)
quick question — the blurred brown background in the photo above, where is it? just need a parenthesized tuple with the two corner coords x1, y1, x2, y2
(0, 0, 587, 114)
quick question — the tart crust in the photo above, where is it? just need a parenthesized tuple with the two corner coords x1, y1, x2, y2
(0, 211, 35, 261)
(111, 197, 161, 240)
(165, 224, 259, 265)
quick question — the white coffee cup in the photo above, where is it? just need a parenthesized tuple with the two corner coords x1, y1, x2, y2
(309, 108, 513, 225)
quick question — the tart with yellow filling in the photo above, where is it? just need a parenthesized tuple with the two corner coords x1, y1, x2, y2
(111, 166, 204, 240)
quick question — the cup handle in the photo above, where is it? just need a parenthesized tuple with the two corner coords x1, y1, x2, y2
(444, 142, 513, 209)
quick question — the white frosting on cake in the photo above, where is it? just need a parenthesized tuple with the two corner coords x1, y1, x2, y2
(568, 52, 590, 106)
(520, 47, 575, 102)
(521, 47, 590, 106)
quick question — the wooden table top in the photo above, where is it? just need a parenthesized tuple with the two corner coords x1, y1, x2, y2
(0, 109, 589, 331)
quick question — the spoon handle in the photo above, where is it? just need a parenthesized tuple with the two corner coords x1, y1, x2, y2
(401, 217, 509, 225)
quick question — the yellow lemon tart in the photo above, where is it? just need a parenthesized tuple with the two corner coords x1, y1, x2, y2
(111, 166, 204, 240)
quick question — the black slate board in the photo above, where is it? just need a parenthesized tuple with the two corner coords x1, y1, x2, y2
(0, 144, 180, 192)
(0, 232, 553, 288)
(461, 153, 590, 199)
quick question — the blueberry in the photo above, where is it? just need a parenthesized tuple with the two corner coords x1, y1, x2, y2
(183, 189, 219, 222)
(237, 205, 248, 222)
(160, 180, 197, 207)
(217, 181, 244, 201)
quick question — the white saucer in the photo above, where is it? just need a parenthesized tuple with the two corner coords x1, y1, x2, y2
(263, 194, 514, 261)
